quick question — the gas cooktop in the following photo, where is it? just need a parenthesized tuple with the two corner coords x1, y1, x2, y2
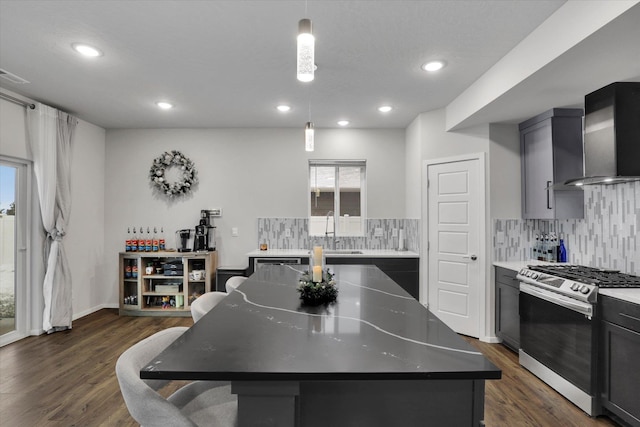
(527, 265, 640, 288)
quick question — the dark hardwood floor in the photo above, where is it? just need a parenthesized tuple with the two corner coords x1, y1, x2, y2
(0, 309, 621, 426)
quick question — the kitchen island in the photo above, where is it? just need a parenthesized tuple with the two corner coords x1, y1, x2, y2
(141, 264, 500, 427)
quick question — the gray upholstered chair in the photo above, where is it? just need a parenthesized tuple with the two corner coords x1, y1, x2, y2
(190, 291, 228, 323)
(225, 276, 247, 293)
(115, 327, 236, 427)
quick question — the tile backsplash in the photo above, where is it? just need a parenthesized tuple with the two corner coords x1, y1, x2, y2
(494, 181, 639, 275)
(257, 218, 420, 252)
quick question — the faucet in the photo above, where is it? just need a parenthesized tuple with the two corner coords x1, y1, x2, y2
(325, 211, 339, 250)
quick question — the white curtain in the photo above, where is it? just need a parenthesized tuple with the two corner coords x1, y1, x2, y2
(27, 103, 77, 333)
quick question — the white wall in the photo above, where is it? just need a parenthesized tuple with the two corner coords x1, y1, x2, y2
(104, 127, 405, 304)
(65, 120, 107, 316)
(0, 95, 107, 331)
(405, 108, 491, 215)
(488, 123, 521, 219)
(405, 108, 499, 342)
(404, 116, 422, 219)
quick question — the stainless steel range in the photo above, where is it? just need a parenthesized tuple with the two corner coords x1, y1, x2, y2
(516, 264, 640, 416)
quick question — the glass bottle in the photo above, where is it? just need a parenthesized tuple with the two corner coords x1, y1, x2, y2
(559, 239, 567, 263)
(159, 227, 166, 251)
(152, 227, 159, 252)
(145, 226, 152, 252)
(126, 227, 131, 252)
(131, 227, 138, 252)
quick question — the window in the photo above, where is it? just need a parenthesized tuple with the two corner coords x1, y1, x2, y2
(309, 160, 366, 236)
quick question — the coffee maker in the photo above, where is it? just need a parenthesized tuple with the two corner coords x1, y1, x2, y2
(176, 229, 194, 252)
(193, 219, 208, 252)
(200, 210, 217, 251)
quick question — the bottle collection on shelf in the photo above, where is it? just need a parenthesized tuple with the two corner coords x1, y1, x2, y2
(125, 226, 166, 252)
(532, 233, 567, 263)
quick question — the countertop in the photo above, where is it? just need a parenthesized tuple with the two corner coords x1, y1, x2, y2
(493, 260, 640, 306)
(599, 288, 640, 305)
(246, 248, 419, 258)
(492, 260, 560, 272)
(141, 264, 500, 382)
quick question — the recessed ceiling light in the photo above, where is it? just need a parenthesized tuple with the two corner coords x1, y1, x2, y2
(378, 105, 393, 113)
(72, 43, 103, 57)
(276, 105, 291, 112)
(422, 60, 446, 72)
(337, 120, 350, 126)
(156, 101, 174, 110)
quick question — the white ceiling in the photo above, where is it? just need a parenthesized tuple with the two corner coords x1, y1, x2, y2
(1, 1, 639, 130)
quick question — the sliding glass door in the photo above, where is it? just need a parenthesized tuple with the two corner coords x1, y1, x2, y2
(0, 158, 29, 346)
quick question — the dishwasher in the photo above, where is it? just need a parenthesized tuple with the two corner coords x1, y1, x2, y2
(252, 257, 306, 274)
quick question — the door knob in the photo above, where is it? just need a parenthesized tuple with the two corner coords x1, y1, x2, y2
(463, 254, 478, 261)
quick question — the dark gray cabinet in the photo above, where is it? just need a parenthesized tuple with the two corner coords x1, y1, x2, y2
(599, 295, 640, 427)
(246, 255, 419, 299)
(519, 108, 584, 219)
(495, 266, 520, 352)
(215, 267, 248, 292)
(326, 257, 419, 299)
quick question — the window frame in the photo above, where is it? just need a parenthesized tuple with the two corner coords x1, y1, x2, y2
(0, 156, 32, 346)
(308, 160, 366, 237)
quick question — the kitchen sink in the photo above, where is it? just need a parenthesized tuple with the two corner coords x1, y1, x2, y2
(325, 250, 363, 254)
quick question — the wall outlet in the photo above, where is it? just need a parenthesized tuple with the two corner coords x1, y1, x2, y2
(496, 231, 505, 244)
(285, 229, 291, 238)
(392, 228, 398, 237)
(231, 227, 239, 237)
(374, 227, 383, 237)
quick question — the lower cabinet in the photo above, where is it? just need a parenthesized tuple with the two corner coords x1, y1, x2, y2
(216, 267, 249, 292)
(600, 295, 640, 427)
(495, 266, 520, 352)
(119, 251, 217, 317)
(326, 257, 419, 299)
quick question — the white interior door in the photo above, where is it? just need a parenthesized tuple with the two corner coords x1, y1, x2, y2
(424, 155, 484, 338)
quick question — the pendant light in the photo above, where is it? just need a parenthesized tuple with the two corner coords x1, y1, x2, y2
(305, 122, 314, 152)
(297, 18, 314, 82)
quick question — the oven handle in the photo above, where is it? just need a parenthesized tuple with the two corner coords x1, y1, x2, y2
(520, 283, 593, 318)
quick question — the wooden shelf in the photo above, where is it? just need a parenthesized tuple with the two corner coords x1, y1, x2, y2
(119, 251, 217, 316)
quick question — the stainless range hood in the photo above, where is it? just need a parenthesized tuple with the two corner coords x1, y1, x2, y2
(564, 82, 640, 186)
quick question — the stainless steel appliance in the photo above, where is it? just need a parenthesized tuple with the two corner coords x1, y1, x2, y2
(193, 220, 208, 252)
(564, 81, 640, 186)
(253, 257, 302, 272)
(200, 210, 217, 251)
(517, 265, 640, 416)
(176, 229, 194, 252)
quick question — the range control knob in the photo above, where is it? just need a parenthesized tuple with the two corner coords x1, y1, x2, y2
(571, 283, 580, 291)
(531, 273, 539, 279)
(580, 285, 590, 294)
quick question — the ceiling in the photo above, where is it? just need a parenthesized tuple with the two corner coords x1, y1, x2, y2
(1, 1, 639, 130)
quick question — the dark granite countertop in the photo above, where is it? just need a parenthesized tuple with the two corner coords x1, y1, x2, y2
(141, 264, 500, 382)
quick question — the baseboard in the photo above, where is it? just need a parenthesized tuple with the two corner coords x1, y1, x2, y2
(480, 335, 501, 344)
(72, 303, 118, 321)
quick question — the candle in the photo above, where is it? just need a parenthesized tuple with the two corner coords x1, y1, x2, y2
(313, 246, 323, 266)
(313, 265, 322, 282)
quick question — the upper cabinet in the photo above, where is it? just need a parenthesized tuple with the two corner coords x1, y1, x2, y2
(519, 108, 585, 219)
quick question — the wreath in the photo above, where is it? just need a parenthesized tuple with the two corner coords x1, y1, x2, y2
(149, 150, 198, 197)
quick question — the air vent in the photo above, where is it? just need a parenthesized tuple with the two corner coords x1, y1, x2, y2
(0, 69, 29, 84)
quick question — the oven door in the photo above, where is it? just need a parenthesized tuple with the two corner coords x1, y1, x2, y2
(519, 283, 597, 397)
